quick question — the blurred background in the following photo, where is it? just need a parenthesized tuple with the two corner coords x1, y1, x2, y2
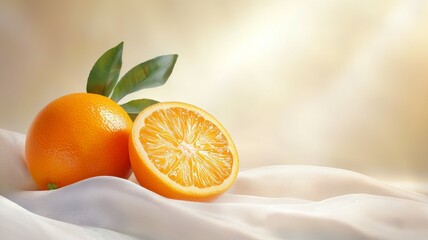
(1, 0, 427, 193)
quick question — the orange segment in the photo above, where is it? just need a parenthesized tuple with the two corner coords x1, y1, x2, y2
(129, 102, 239, 201)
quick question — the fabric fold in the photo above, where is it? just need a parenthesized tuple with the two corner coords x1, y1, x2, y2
(1, 128, 427, 240)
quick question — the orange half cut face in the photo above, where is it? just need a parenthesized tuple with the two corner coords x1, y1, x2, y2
(129, 102, 239, 201)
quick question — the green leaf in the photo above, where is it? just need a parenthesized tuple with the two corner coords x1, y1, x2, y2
(87, 42, 123, 97)
(111, 54, 178, 102)
(120, 98, 159, 120)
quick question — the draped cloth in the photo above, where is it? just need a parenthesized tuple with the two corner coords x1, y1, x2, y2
(1, 129, 427, 240)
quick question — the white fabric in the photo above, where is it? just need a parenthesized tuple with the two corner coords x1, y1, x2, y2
(1, 129, 427, 240)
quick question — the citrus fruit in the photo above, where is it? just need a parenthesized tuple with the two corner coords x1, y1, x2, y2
(25, 93, 133, 190)
(129, 102, 239, 201)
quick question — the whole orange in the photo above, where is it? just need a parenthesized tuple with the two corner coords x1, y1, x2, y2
(25, 93, 133, 190)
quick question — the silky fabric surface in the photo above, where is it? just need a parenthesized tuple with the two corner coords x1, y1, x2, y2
(1, 129, 427, 240)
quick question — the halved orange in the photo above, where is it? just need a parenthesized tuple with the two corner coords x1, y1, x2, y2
(129, 102, 239, 201)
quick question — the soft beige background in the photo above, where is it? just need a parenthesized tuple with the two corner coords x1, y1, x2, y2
(1, 0, 427, 192)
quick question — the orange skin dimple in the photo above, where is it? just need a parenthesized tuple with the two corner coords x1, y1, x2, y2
(25, 93, 133, 190)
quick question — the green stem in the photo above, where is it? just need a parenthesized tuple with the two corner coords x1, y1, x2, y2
(47, 183, 58, 190)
